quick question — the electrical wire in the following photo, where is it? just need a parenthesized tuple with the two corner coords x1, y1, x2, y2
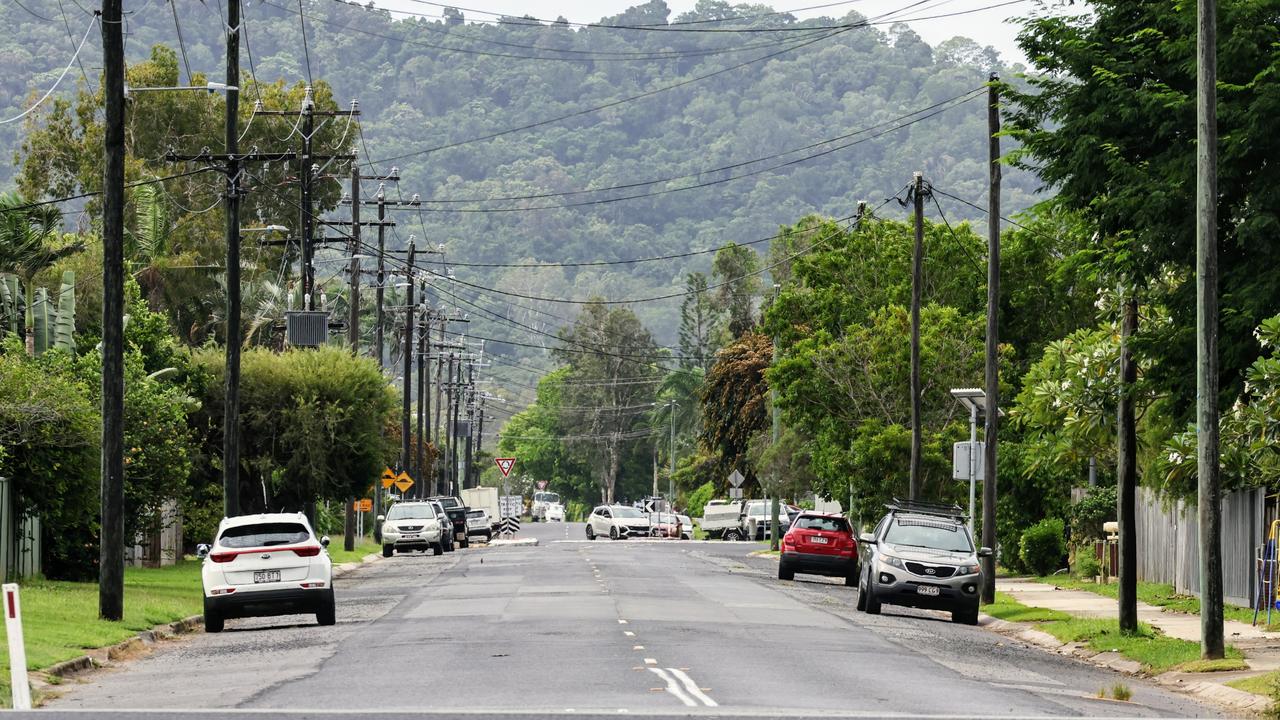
(0, 166, 219, 213)
(298, 0, 315, 86)
(927, 187, 985, 276)
(0, 13, 96, 125)
(169, 0, 194, 84)
(237, 0, 267, 105)
(55, 0, 92, 90)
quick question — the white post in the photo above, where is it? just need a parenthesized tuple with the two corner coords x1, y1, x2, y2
(4, 583, 32, 709)
(968, 404, 978, 535)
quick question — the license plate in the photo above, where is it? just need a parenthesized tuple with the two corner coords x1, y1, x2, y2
(810, 536, 829, 544)
(253, 570, 281, 584)
(403, 534, 418, 539)
(916, 585, 940, 597)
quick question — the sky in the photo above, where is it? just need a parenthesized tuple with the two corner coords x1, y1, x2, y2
(375, 0, 1036, 66)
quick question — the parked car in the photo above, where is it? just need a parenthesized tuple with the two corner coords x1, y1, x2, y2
(857, 499, 990, 625)
(379, 501, 446, 556)
(197, 513, 334, 633)
(461, 486, 500, 530)
(429, 500, 454, 552)
(699, 499, 745, 539)
(677, 514, 694, 540)
(429, 495, 471, 548)
(465, 509, 493, 542)
(545, 502, 565, 522)
(779, 512, 858, 585)
(531, 491, 562, 522)
(648, 513, 684, 538)
(744, 500, 797, 541)
(585, 505, 650, 540)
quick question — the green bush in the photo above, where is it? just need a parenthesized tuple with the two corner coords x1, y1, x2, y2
(565, 500, 589, 523)
(1071, 484, 1117, 543)
(1020, 518, 1067, 576)
(1073, 543, 1102, 579)
(684, 481, 715, 519)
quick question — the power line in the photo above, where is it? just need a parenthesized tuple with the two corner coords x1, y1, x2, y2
(0, 13, 96, 125)
(927, 187, 985, 276)
(298, 0, 315, 86)
(0, 166, 218, 213)
(168, 0, 194, 84)
(55, 0, 92, 89)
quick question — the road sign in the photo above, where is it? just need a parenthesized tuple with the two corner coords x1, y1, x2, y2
(728, 469, 745, 488)
(729, 487, 744, 500)
(393, 471, 414, 493)
(495, 457, 516, 477)
(501, 516, 521, 536)
(380, 467, 396, 489)
(355, 498, 372, 512)
(499, 495, 522, 518)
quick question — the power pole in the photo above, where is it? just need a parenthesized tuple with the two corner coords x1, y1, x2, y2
(223, 0, 242, 520)
(444, 350, 456, 494)
(475, 396, 487, 487)
(99, 0, 126, 622)
(347, 166, 360, 353)
(770, 284, 781, 551)
(450, 356, 463, 495)
(463, 360, 475, 490)
(400, 240, 416, 478)
(668, 401, 676, 502)
(416, 288, 428, 497)
(434, 319, 446, 495)
(1118, 295, 1138, 632)
(375, 187, 386, 367)
(909, 171, 924, 500)
(1197, 0, 1224, 660)
(981, 74, 1001, 605)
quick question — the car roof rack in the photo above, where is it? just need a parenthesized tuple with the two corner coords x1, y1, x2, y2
(885, 498, 967, 520)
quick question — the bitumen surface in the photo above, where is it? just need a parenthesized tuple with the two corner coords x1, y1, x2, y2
(27, 522, 1221, 718)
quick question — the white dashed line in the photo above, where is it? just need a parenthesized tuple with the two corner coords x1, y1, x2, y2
(623, 631, 635, 637)
(667, 668, 718, 707)
(644, 658, 658, 665)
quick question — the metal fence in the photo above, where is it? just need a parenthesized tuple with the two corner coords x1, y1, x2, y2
(0, 477, 43, 581)
(1134, 485, 1263, 608)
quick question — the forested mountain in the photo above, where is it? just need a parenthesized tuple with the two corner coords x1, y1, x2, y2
(1, 0, 1039, 362)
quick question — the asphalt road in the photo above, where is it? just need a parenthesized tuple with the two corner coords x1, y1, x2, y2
(27, 521, 1220, 718)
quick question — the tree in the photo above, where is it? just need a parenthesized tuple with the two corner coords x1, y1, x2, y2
(678, 272, 723, 372)
(712, 243, 761, 339)
(0, 193, 83, 354)
(700, 331, 771, 489)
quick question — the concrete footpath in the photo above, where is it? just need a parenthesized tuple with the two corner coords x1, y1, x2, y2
(997, 577, 1280, 713)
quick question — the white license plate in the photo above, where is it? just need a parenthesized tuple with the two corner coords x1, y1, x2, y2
(810, 536, 829, 544)
(403, 534, 419, 539)
(916, 585, 941, 597)
(253, 570, 281, 584)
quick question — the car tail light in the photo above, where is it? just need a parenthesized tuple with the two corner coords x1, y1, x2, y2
(209, 587, 236, 595)
(299, 581, 327, 589)
(210, 551, 238, 563)
(292, 545, 322, 557)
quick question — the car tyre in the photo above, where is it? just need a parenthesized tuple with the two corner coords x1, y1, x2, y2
(586, 524, 596, 540)
(433, 542, 444, 556)
(863, 570, 882, 615)
(844, 564, 859, 587)
(459, 535, 470, 549)
(952, 603, 979, 626)
(724, 528, 742, 542)
(609, 526, 620, 540)
(316, 590, 336, 626)
(382, 544, 394, 558)
(203, 597, 224, 633)
(778, 560, 795, 581)
(855, 580, 867, 611)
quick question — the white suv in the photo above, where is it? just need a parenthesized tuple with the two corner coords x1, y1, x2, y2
(380, 501, 445, 556)
(586, 505, 650, 540)
(198, 513, 334, 633)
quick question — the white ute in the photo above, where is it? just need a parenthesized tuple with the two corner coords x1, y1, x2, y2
(198, 513, 334, 633)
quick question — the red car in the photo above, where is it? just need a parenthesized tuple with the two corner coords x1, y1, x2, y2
(779, 512, 859, 586)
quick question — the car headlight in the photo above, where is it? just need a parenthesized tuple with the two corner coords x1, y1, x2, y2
(880, 554, 907, 571)
(954, 563, 980, 576)
(382, 524, 397, 536)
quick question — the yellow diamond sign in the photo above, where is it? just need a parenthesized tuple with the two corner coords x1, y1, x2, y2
(381, 467, 396, 489)
(393, 471, 414, 493)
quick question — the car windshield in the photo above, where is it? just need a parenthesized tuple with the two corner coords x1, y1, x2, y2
(795, 516, 849, 533)
(885, 518, 972, 552)
(435, 497, 461, 509)
(467, 510, 486, 519)
(219, 522, 310, 548)
(387, 504, 435, 520)
(537, 493, 561, 503)
(613, 507, 645, 518)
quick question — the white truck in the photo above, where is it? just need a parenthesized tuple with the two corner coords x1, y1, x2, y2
(699, 499, 745, 539)
(530, 491, 562, 522)
(461, 486, 501, 532)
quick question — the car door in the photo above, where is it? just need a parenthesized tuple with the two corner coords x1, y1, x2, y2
(597, 507, 614, 534)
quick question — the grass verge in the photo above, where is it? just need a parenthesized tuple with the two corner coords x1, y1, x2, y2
(983, 592, 1074, 623)
(327, 537, 380, 565)
(1227, 670, 1280, 696)
(1036, 577, 1265, 627)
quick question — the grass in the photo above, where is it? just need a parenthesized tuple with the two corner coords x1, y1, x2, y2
(327, 537, 380, 565)
(0, 562, 204, 707)
(1176, 658, 1250, 673)
(1037, 577, 1265, 626)
(983, 592, 1074, 623)
(1227, 670, 1280, 696)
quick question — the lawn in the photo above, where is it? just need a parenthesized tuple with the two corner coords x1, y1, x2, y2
(1227, 670, 1280, 697)
(327, 537, 380, 565)
(983, 592, 1074, 623)
(1037, 577, 1265, 627)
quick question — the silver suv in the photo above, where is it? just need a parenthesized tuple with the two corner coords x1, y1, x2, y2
(857, 500, 991, 625)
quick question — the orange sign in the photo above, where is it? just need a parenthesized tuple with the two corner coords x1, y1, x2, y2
(380, 467, 396, 489)
(393, 471, 414, 493)
(358, 498, 372, 512)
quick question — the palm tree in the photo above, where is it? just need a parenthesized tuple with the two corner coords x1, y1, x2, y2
(0, 193, 83, 355)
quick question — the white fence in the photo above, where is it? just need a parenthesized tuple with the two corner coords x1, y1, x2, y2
(1134, 486, 1263, 608)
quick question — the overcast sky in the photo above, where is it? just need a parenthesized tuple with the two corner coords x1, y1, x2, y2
(376, 0, 1035, 66)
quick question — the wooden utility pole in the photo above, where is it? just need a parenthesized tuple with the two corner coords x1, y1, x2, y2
(1197, 0, 1224, 660)
(463, 360, 475, 490)
(300, 89, 315, 310)
(374, 189, 386, 367)
(450, 356, 463, 495)
(981, 75, 1001, 605)
(1118, 296, 1138, 632)
(347, 166, 360, 353)
(416, 285, 428, 496)
(99, 0, 126, 622)
(400, 240, 416, 477)
(909, 171, 924, 500)
(435, 319, 446, 495)
(222, 0, 242, 520)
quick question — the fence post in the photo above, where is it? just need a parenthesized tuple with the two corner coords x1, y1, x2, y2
(4, 583, 32, 709)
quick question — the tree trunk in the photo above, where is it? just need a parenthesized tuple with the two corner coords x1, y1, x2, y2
(1117, 297, 1138, 634)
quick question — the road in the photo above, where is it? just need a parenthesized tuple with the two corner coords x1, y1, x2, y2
(27, 521, 1219, 718)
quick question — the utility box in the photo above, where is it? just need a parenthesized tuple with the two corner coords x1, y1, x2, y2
(285, 311, 328, 347)
(952, 441, 986, 481)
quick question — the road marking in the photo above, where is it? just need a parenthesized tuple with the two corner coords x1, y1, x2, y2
(644, 658, 658, 665)
(623, 631, 635, 637)
(633, 645, 645, 650)
(647, 668, 697, 707)
(667, 668, 718, 707)
(618, 619, 628, 624)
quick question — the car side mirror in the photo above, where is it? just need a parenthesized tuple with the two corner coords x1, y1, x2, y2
(376, 515, 385, 523)
(320, 536, 331, 548)
(858, 533, 877, 544)
(196, 543, 211, 559)
(977, 547, 993, 558)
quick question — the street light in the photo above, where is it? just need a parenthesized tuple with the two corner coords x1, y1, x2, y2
(949, 388, 1002, 534)
(124, 81, 239, 98)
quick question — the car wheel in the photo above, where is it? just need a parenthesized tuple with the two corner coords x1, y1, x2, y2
(724, 528, 742, 542)
(845, 563, 859, 587)
(460, 536, 470, 549)
(382, 544, 394, 558)
(952, 603, 980, 626)
(203, 597, 224, 633)
(864, 574, 882, 615)
(778, 561, 795, 581)
(586, 524, 596, 540)
(609, 526, 620, 540)
(433, 542, 444, 556)
(316, 590, 336, 626)
(855, 577, 867, 611)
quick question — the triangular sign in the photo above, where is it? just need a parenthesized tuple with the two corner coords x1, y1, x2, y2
(495, 457, 516, 477)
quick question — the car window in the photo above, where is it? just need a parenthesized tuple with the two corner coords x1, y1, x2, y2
(885, 517, 973, 552)
(387, 504, 436, 520)
(600, 508, 611, 518)
(436, 497, 460, 509)
(795, 516, 850, 533)
(467, 510, 485, 519)
(219, 522, 310, 548)
(614, 507, 644, 518)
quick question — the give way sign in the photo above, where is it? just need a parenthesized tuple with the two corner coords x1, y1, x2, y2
(495, 457, 517, 477)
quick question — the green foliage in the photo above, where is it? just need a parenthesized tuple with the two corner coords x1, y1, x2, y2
(700, 331, 771, 489)
(712, 243, 761, 338)
(1072, 545, 1102, 580)
(684, 481, 715, 520)
(678, 273, 723, 373)
(1070, 485, 1117, 544)
(1019, 517, 1067, 576)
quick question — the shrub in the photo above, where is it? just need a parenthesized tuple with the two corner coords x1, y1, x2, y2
(1073, 543, 1102, 579)
(1020, 517, 1067, 576)
(1071, 484, 1117, 542)
(684, 481, 715, 519)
